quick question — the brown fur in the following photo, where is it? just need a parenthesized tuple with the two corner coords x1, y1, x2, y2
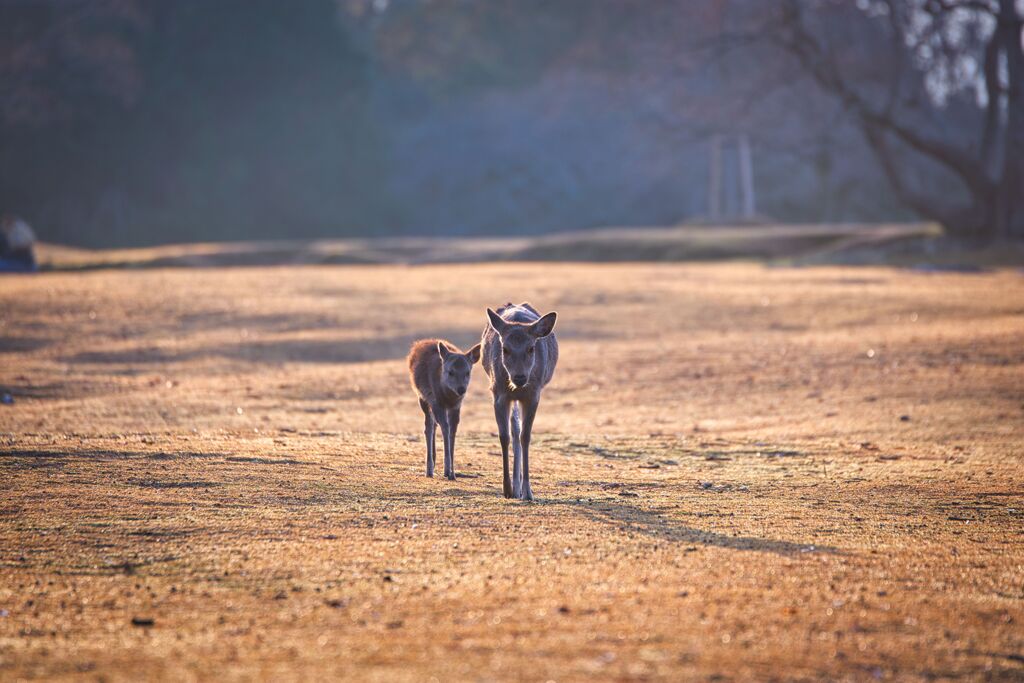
(407, 338, 481, 479)
(409, 339, 459, 406)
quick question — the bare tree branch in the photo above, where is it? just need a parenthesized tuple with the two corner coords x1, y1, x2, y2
(774, 0, 996, 203)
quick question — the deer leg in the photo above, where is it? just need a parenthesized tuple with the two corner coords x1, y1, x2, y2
(420, 399, 435, 478)
(493, 395, 513, 498)
(518, 397, 539, 501)
(510, 403, 523, 498)
(445, 406, 460, 480)
(434, 403, 452, 482)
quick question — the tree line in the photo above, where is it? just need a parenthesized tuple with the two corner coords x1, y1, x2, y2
(0, 0, 1020, 246)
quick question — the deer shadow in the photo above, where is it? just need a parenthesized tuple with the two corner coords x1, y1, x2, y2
(539, 494, 837, 556)
(374, 484, 837, 556)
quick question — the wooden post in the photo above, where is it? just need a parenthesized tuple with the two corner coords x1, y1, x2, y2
(709, 135, 723, 221)
(738, 133, 756, 219)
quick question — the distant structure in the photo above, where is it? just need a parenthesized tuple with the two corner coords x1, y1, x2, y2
(707, 134, 756, 222)
(0, 215, 38, 272)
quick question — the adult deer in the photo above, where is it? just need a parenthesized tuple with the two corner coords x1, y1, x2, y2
(481, 303, 558, 500)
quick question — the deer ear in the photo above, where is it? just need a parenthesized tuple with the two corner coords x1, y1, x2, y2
(486, 308, 506, 334)
(466, 343, 482, 364)
(530, 311, 557, 338)
(437, 341, 452, 360)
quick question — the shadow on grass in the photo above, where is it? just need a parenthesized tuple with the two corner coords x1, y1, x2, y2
(0, 448, 226, 470)
(4, 445, 835, 556)
(376, 487, 835, 556)
(550, 497, 835, 555)
(0, 336, 53, 354)
(0, 380, 105, 401)
(62, 328, 481, 366)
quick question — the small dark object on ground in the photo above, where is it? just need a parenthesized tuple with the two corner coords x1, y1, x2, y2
(900, 415, 911, 422)
(0, 215, 37, 272)
(1, 393, 13, 405)
(131, 617, 154, 627)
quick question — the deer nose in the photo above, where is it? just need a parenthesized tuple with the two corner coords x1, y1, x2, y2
(456, 386, 467, 395)
(512, 374, 529, 387)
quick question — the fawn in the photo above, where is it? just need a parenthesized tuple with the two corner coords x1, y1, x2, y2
(407, 339, 482, 479)
(481, 303, 558, 500)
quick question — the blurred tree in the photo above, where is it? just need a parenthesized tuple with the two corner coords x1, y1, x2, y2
(0, 0, 397, 246)
(3, 0, 1017, 245)
(769, 0, 1024, 240)
(0, 0, 146, 125)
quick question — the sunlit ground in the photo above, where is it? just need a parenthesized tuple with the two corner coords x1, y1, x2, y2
(1, 262, 1022, 680)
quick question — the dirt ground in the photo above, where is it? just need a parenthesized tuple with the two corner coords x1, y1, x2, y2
(1, 262, 1022, 681)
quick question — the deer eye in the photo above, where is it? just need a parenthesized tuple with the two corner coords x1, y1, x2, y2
(527, 347, 535, 355)
(502, 347, 510, 354)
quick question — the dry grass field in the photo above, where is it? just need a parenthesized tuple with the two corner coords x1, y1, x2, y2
(1, 261, 1023, 681)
